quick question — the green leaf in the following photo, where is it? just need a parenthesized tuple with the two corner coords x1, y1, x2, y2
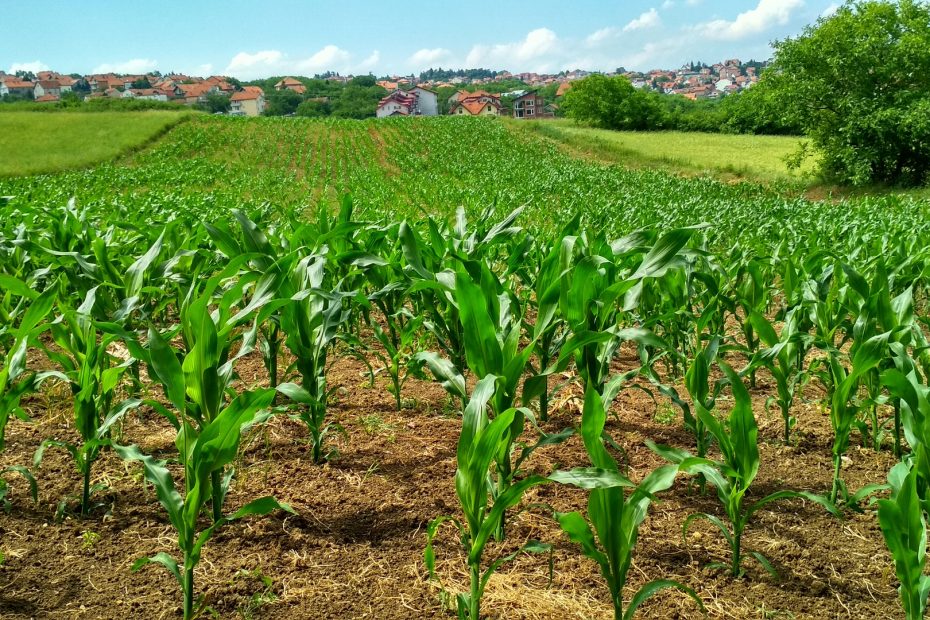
(113, 444, 184, 533)
(624, 579, 704, 620)
(548, 467, 634, 490)
(132, 552, 183, 587)
(147, 326, 186, 414)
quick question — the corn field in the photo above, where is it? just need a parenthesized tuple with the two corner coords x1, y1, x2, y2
(1, 116, 930, 619)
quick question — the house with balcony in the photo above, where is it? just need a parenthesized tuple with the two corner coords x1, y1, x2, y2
(230, 86, 265, 116)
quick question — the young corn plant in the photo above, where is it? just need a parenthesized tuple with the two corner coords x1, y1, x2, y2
(424, 376, 551, 620)
(401, 205, 528, 380)
(555, 226, 698, 399)
(425, 375, 626, 619)
(276, 253, 361, 464)
(115, 389, 292, 620)
(553, 386, 704, 620)
(144, 269, 281, 522)
(419, 261, 571, 540)
(650, 363, 838, 578)
(748, 307, 811, 445)
(35, 288, 142, 516)
(825, 331, 890, 504)
(0, 282, 57, 450)
(363, 225, 423, 411)
(527, 216, 578, 422)
(877, 462, 930, 620)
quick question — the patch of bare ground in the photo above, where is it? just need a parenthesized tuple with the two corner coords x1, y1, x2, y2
(0, 343, 901, 619)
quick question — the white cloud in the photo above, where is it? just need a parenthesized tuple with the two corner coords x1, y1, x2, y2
(9, 60, 50, 74)
(694, 0, 804, 40)
(821, 2, 840, 17)
(409, 48, 452, 67)
(92, 58, 158, 74)
(295, 45, 351, 73)
(356, 50, 381, 73)
(223, 46, 375, 79)
(586, 27, 619, 46)
(624, 8, 661, 32)
(662, 0, 675, 9)
(465, 28, 560, 71)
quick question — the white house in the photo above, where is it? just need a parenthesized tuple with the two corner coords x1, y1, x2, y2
(715, 78, 733, 92)
(409, 87, 438, 116)
(377, 90, 417, 118)
(123, 88, 169, 102)
(33, 80, 61, 99)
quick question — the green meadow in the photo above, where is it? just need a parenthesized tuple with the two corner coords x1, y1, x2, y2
(0, 111, 190, 177)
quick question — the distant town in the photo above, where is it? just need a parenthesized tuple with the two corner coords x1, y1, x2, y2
(0, 58, 766, 119)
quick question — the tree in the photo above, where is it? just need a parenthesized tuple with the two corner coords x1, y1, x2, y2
(263, 89, 302, 116)
(767, 0, 930, 186)
(296, 99, 331, 117)
(331, 84, 386, 119)
(201, 92, 231, 114)
(562, 75, 666, 131)
(131, 77, 152, 89)
(719, 81, 802, 135)
(15, 70, 35, 81)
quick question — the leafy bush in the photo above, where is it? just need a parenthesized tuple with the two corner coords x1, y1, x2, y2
(767, 0, 930, 185)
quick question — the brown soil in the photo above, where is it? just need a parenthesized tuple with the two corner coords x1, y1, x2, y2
(0, 347, 902, 619)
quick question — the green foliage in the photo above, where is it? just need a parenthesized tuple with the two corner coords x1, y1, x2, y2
(262, 89, 302, 116)
(719, 81, 803, 135)
(563, 75, 666, 131)
(296, 99, 330, 118)
(424, 376, 552, 620)
(767, 0, 930, 185)
(201, 92, 231, 114)
(878, 463, 930, 620)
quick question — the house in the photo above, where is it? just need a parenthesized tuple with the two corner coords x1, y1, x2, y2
(449, 91, 503, 116)
(377, 90, 417, 117)
(205, 76, 236, 94)
(556, 82, 572, 97)
(34, 80, 61, 99)
(56, 76, 76, 92)
(409, 87, 438, 116)
(511, 90, 548, 120)
(177, 83, 215, 105)
(123, 88, 169, 102)
(274, 77, 306, 94)
(0, 78, 35, 98)
(376, 80, 399, 91)
(715, 78, 733, 92)
(230, 86, 265, 116)
(89, 74, 119, 91)
(376, 87, 439, 118)
(35, 94, 59, 103)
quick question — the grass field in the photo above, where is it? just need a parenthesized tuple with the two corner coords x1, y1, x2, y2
(518, 119, 818, 183)
(0, 111, 191, 177)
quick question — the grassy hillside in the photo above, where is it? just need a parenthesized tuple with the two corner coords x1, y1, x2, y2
(0, 111, 191, 177)
(516, 119, 818, 183)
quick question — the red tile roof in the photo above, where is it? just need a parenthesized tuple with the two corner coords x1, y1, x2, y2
(231, 86, 264, 101)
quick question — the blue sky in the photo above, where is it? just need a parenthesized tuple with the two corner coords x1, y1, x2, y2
(2, 0, 842, 78)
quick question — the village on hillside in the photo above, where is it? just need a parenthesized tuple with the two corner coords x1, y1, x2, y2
(0, 58, 763, 118)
